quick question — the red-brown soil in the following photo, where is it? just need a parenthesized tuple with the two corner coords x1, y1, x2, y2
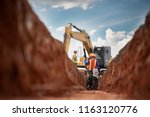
(56, 91, 127, 100)
(13, 90, 127, 100)
(0, 0, 83, 99)
(100, 12, 150, 99)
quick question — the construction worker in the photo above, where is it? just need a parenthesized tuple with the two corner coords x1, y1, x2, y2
(85, 53, 99, 90)
(86, 53, 99, 90)
(72, 51, 77, 64)
(88, 53, 96, 69)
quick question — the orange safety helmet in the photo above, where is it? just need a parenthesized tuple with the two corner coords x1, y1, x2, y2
(89, 53, 96, 58)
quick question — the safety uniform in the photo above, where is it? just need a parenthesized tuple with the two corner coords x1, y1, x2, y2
(88, 58, 97, 71)
(86, 53, 99, 90)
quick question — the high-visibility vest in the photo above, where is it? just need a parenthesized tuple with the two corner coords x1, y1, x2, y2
(88, 58, 96, 71)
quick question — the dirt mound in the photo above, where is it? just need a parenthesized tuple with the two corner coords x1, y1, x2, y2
(100, 12, 150, 99)
(0, 0, 83, 99)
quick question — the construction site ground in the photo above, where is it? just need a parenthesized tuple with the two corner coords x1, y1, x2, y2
(13, 87, 128, 100)
(42, 91, 127, 100)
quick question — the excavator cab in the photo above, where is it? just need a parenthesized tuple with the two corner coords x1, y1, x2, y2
(94, 46, 111, 68)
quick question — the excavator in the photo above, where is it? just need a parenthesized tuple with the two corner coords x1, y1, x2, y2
(63, 23, 111, 71)
(63, 23, 92, 67)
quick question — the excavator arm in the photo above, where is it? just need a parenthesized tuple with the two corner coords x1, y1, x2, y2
(63, 23, 93, 56)
(71, 31, 93, 55)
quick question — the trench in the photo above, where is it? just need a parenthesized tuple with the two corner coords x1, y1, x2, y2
(0, 0, 150, 100)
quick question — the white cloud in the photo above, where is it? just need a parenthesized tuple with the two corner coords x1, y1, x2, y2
(92, 28, 135, 58)
(56, 26, 65, 32)
(106, 28, 126, 45)
(40, 7, 47, 12)
(36, 0, 95, 10)
(52, 2, 81, 10)
(52, 0, 95, 10)
(89, 29, 96, 36)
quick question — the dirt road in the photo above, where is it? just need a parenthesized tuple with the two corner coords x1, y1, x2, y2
(40, 90, 128, 100)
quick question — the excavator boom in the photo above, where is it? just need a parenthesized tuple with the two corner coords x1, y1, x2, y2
(64, 24, 93, 55)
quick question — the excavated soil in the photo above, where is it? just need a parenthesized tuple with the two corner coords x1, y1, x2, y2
(0, 0, 83, 99)
(100, 12, 150, 99)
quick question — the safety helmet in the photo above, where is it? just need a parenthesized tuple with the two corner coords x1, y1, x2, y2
(74, 51, 77, 53)
(89, 53, 96, 58)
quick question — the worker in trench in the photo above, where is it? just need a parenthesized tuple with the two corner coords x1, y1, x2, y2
(72, 50, 78, 65)
(85, 53, 100, 90)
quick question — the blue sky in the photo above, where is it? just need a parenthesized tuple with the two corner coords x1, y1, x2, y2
(29, 0, 150, 57)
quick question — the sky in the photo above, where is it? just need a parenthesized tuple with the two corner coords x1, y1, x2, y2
(28, 0, 150, 58)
